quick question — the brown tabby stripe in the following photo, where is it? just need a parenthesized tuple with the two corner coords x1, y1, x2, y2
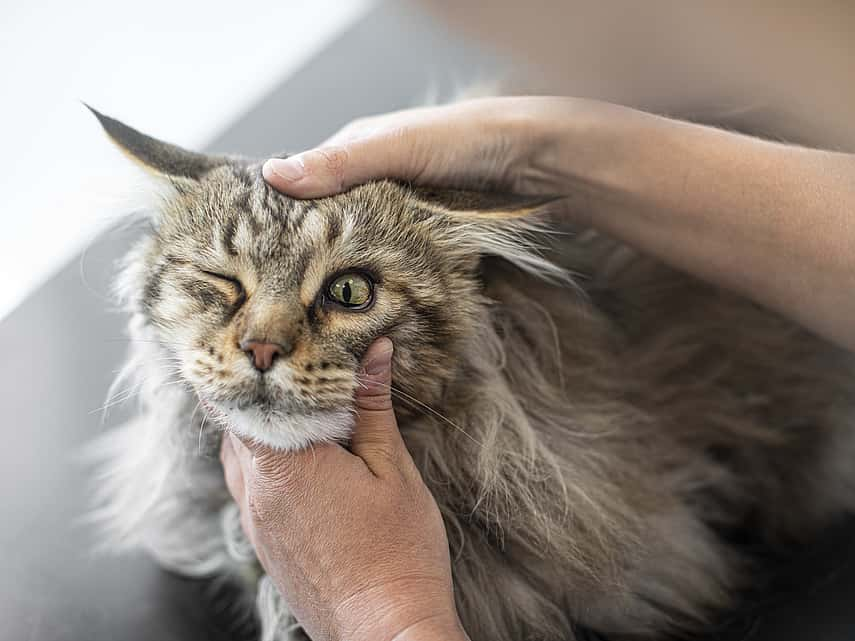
(221, 218, 238, 256)
(178, 278, 230, 310)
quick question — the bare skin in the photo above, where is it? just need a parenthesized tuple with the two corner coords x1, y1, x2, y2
(223, 96, 855, 641)
(221, 338, 469, 641)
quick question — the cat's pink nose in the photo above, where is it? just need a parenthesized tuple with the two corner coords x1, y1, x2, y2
(241, 341, 284, 372)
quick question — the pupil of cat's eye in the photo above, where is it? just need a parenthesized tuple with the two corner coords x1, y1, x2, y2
(342, 281, 352, 303)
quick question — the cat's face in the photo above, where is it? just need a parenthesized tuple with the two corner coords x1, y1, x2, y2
(140, 168, 485, 448)
(94, 108, 559, 449)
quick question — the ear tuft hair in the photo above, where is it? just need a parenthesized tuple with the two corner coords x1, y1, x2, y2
(413, 186, 573, 285)
(85, 103, 227, 180)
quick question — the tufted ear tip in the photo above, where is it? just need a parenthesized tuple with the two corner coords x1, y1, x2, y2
(81, 100, 106, 123)
(84, 102, 228, 180)
(81, 100, 98, 117)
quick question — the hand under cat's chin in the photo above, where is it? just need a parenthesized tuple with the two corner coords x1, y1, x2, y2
(204, 398, 355, 451)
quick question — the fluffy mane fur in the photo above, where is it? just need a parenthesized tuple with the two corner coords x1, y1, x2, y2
(88, 110, 855, 641)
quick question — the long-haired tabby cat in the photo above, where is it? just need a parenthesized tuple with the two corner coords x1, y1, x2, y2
(88, 106, 855, 641)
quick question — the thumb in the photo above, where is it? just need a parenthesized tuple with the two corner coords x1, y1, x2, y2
(262, 134, 419, 199)
(351, 337, 407, 472)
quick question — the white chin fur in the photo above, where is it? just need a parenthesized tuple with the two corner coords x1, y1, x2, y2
(214, 403, 355, 451)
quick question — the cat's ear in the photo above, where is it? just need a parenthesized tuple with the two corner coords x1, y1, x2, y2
(412, 187, 560, 220)
(86, 104, 228, 181)
(413, 186, 571, 283)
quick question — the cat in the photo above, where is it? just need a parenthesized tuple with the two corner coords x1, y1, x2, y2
(87, 106, 855, 641)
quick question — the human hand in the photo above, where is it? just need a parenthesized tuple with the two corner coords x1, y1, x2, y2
(261, 96, 604, 199)
(220, 337, 468, 641)
(263, 94, 855, 352)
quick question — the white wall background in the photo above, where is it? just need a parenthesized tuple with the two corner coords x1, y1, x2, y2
(0, 0, 373, 320)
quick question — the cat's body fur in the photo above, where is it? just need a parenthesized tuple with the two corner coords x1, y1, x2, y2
(89, 110, 855, 641)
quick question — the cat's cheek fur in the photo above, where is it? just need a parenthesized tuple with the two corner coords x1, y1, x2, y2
(214, 403, 355, 451)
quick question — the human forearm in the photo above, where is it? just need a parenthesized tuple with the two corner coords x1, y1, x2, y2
(549, 101, 855, 351)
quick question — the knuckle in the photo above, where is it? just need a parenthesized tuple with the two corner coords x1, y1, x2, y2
(370, 444, 400, 466)
(360, 435, 404, 470)
(381, 124, 415, 158)
(385, 125, 428, 181)
(315, 146, 349, 188)
(356, 394, 393, 414)
(385, 123, 412, 143)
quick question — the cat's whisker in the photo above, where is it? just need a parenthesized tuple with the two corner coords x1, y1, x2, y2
(146, 357, 188, 369)
(98, 382, 159, 414)
(356, 377, 484, 448)
(92, 377, 186, 415)
(189, 397, 202, 427)
(99, 379, 186, 412)
(112, 365, 185, 392)
(103, 337, 199, 352)
(94, 392, 143, 415)
(197, 409, 210, 456)
(389, 389, 483, 447)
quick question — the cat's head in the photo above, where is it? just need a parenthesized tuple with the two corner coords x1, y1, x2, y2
(93, 107, 564, 449)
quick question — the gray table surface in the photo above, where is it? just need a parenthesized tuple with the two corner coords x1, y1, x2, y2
(2, 3, 854, 640)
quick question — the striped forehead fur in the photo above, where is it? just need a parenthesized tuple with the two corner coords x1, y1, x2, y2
(143, 168, 567, 293)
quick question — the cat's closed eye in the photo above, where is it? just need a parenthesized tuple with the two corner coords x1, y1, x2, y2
(199, 269, 246, 303)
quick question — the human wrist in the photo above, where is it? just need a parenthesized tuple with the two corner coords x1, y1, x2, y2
(331, 578, 464, 641)
(388, 613, 469, 641)
(345, 610, 467, 641)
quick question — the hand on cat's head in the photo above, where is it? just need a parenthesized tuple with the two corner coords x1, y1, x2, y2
(262, 96, 580, 200)
(220, 336, 469, 641)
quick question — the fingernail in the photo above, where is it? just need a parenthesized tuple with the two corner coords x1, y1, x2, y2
(363, 338, 393, 377)
(228, 430, 251, 454)
(228, 431, 243, 453)
(263, 156, 305, 183)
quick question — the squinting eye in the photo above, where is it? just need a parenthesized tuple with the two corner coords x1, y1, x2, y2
(328, 272, 373, 309)
(200, 269, 245, 298)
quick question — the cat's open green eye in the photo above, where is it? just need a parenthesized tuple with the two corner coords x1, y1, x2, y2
(327, 273, 373, 309)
